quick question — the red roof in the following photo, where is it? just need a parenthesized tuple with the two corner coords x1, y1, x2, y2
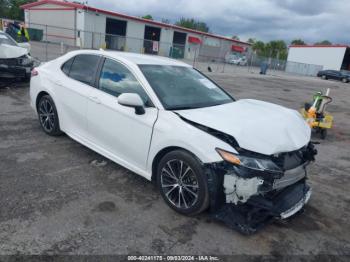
(21, 0, 250, 45)
(289, 44, 349, 48)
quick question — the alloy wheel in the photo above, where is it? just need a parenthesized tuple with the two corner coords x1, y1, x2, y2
(160, 159, 199, 209)
(39, 98, 55, 132)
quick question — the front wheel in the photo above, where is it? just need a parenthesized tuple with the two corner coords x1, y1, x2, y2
(37, 95, 63, 136)
(342, 78, 348, 83)
(322, 75, 327, 80)
(157, 150, 209, 216)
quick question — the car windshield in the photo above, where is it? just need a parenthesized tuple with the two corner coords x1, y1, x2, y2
(0, 32, 18, 46)
(139, 65, 234, 110)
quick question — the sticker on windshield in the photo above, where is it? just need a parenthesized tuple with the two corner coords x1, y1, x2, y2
(199, 78, 217, 89)
(0, 35, 8, 39)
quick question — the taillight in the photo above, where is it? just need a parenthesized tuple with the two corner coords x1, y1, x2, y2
(31, 68, 38, 77)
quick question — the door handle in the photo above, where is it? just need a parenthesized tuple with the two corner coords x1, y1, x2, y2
(89, 96, 101, 104)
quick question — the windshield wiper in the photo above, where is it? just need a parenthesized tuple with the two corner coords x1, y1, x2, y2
(169, 106, 202, 110)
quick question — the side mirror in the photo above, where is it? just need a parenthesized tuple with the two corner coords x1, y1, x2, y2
(118, 93, 145, 115)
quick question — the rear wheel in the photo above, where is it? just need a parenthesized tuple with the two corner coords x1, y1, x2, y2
(37, 95, 62, 136)
(342, 78, 348, 83)
(322, 75, 327, 80)
(157, 150, 209, 216)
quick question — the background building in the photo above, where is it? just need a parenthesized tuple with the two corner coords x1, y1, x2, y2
(20, 0, 250, 61)
(286, 45, 350, 75)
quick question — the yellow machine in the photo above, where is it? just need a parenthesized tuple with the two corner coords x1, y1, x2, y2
(300, 88, 333, 139)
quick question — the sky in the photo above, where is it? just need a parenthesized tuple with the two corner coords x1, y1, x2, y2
(89, 0, 350, 44)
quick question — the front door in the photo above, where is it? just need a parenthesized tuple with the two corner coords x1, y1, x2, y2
(87, 58, 158, 174)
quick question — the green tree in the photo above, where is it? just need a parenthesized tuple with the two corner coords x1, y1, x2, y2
(175, 18, 209, 33)
(161, 18, 170, 24)
(314, 40, 332, 45)
(252, 40, 265, 54)
(266, 40, 287, 59)
(252, 39, 288, 60)
(142, 14, 153, 20)
(232, 35, 240, 41)
(0, 0, 7, 18)
(1, 0, 35, 21)
(291, 39, 306, 45)
(247, 38, 255, 44)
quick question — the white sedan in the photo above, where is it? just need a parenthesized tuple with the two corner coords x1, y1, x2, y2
(30, 50, 317, 233)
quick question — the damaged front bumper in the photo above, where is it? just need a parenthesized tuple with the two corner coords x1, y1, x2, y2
(0, 56, 33, 79)
(211, 180, 311, 234)
(205, 143, 317, 234)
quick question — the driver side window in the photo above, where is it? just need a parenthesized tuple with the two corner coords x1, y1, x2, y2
(98, 58, 151, 106)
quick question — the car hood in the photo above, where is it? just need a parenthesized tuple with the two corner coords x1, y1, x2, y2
(176, 99, 311, 155)
(0, 44, 28, 59)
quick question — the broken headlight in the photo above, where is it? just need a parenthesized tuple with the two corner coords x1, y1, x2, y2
(18, 55, 33, 66)
(216, 148, 282, 173)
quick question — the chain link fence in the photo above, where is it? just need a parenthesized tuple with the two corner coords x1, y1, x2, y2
(191, 52, 288, 75)
(26, 22, 188, 62)
(18, 22, 323, 77)
(285, 61, 323, 76)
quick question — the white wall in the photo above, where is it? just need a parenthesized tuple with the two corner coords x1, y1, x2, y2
(75, 9, 84, 47)
(125, 20, 144, 53)
(26, 3, 76, 46)
(287, 47, 346, 70)
(82, 11, 106, 48)
(159, 28, 173, 56)
(185, 33, 203, 60)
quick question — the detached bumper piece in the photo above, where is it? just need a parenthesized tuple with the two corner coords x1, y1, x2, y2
(211, 181, 311, 235)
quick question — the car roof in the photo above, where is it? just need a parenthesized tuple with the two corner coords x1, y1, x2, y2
(67, 49, 191, 67)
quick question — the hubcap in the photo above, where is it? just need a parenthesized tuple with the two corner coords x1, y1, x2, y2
(160, 159, 199, 209)
(39, 99, 55, 132)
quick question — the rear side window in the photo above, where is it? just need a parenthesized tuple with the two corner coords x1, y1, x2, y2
(61, 58, 74, 75)
(68, 54, 100, 85)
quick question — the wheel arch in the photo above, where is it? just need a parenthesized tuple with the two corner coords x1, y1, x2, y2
(35, 91, 50, 111)
(151, 146, 202, 183)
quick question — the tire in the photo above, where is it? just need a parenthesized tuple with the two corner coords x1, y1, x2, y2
(320, 129, 327, 139)
(322, 75, 327, 80)
(156, 150, 209, 216)
(37, 95, 63, 136)
(342, 78, 348, 83)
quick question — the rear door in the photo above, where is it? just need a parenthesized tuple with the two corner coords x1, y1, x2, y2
(55, 54, 101, 139)
(86, 57, 158, 174)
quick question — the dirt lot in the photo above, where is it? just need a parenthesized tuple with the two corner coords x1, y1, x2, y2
(0, 71, 350, 257)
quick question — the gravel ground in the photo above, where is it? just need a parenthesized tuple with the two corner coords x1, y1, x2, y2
(0, 71, 349, 258)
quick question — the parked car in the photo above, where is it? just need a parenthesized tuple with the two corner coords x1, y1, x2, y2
(226, 55, 247, 66)
(30, 50, 317, 233)
(0, 30, 33, 82)
(317, 69, 350, 83)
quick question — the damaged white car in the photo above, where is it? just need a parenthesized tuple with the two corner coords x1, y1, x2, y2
(30, 50, 317, 234)
(0, 30, 34, 81)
